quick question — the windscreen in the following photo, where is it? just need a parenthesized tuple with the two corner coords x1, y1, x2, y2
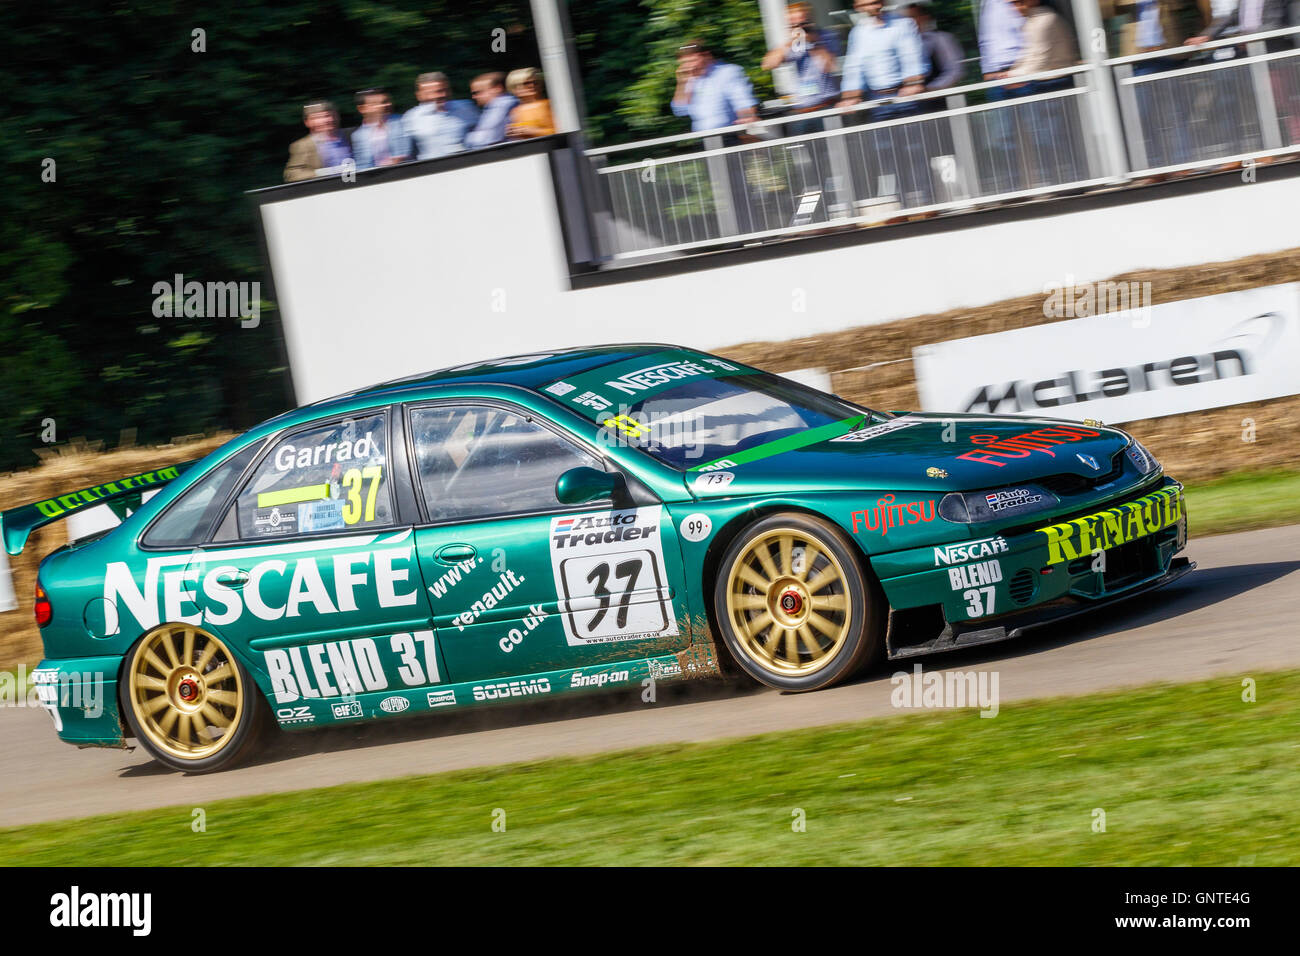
(538, 350, 876, 470)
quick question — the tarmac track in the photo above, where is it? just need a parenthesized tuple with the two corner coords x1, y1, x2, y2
(1, 524, 1296, 827)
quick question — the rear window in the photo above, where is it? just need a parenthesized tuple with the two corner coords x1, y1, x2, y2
(230, 412, 393, 539)
(142, 443, 261, 548)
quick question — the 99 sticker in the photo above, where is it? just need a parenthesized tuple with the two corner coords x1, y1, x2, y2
(549, 507, 680, 646)
(680, 513, 712, 542)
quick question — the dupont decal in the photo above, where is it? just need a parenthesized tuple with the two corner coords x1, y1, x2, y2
(98, 533, 418, 636)
(379, 695, 410, 714)
(549, 507, 679, 647)
(947, 559, 1003, 590)
(692, 471, 734, 492)
(680, 513, 713, 543)
(1038, 485, 1183, 565)
(472, 677, 551, 701)
(264, 629, 441, 704)
(933, 537, 1009, 566)
(829, 417, 922, 443)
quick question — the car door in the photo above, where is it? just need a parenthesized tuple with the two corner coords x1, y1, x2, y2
(406, 400, 691, 683)
(187, 408, 444, 712)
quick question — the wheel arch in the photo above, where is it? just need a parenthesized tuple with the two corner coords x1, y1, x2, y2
(697, 501, 885, 676)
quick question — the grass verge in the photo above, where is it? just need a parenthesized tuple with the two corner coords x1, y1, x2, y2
(2, 669, 1296, 866)
(1184, 469, 1300, 537)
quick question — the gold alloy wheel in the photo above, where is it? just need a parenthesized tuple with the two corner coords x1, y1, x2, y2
(127, 625, 244, 761)
(725, 527, 854, 677)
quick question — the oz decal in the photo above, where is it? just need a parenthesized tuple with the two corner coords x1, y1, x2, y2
(549, 506, 679, 646)
(680, 513, 712, 543)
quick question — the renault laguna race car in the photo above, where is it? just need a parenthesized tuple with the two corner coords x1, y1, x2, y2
(4, 345, 1193, 771)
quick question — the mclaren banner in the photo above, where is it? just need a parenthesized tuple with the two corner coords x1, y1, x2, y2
(912, 283, 1300, 424)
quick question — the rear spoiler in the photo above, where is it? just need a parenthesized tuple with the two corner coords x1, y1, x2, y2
(1, 460, 198, 555)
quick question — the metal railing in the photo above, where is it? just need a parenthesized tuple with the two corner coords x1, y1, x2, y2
(586, 26, 1300, 263)
(1111, 27, 1300, 174)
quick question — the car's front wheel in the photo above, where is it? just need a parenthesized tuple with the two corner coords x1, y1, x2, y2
(121, 624, 266, 773)
(713, 513, 885, 691)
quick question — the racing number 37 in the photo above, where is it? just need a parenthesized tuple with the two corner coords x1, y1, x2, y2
(586, 559, 640, 632)
(341, 466, 383, 525)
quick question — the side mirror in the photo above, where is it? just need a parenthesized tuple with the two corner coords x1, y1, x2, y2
(555, 466, 621, 506)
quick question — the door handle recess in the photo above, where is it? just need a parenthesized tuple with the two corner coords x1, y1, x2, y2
(434, 543, 477, 565)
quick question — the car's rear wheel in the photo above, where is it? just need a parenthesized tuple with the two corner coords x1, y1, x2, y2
(714, 513, 885, 691)
(122, 624, 266, 773)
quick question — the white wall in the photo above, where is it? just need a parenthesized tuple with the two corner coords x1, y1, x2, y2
(260, 152, 1300, 404)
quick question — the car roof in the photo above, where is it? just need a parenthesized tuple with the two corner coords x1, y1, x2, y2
(283, 343, 696, 419)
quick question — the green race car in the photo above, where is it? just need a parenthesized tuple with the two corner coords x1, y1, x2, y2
(4, 345, 1192, 772)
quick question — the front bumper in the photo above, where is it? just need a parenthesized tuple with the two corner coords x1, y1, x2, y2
(875, 478, 1191, 659)
(29, 656, 127, 748)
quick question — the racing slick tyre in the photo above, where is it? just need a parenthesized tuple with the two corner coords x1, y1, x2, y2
(121, 624, 268, 773)
(713, 513, 886, 692)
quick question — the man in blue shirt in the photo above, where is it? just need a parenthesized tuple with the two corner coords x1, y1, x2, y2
(763, 2, 842, 112)
(351, 88, 412, 169)
(405, 72, 478, 160)
(671, 40, 759, 132)
(839, 0, 932, 210)
(465, 72, 519, 149)
(979, 0, 1026, 86)
(838, 0, 926, 113)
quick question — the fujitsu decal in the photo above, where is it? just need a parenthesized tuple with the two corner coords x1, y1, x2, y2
(851, 495, 936, 536)
(956, 425, 1102, 467)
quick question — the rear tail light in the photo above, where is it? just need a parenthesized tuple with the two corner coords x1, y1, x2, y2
(34, 584, 52, 627)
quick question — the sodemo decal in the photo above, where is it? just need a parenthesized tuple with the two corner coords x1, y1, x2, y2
(549, 506, 679, 647)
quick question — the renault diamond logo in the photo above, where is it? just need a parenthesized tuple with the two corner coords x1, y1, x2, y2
(1077, 453, 1100, 471)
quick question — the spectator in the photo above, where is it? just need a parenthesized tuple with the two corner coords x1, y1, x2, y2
(904, 3, 966, 92)
(284, 101, 352, 182)
(979, 0, 1027, 88)
(671, 39, 759, 132)
(405, 72, 478, 160)
(838, 0, 926, 114)
(351, 88, 412, 169)
(505, 68, 556, 139)
(1106, 0, 1208, 56)
(1005, 0, 1078, 88)
(1108, 0, 1208, 170)
(1190, 0, 1291, 49)
(466, 72, 519, 148)
(761, 2, 842, 112)
(1189, 0, 1297, 150)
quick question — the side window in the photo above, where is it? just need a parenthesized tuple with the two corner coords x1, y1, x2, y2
(142, 442, 262, 548)
(232, 413, 393, 539)
(409, 405, 602, 523)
